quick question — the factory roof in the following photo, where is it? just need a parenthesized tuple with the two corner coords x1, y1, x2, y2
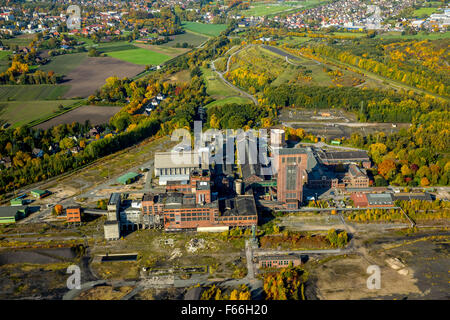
(393, 192, 432, 202)
(154, 151, 200, 169)
(116, 172, 139, 184)
(108, 193, 121, 206)
(219, 195, 257, 217)
(366, 193, 394, 205)
(278, 148, 307, 155)
(0, 206, 27, 217)
(318, 150, 369, 162)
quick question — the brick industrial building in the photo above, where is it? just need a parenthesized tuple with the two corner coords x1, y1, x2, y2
(316, 150, 371, 168)
(275, 148, 308, 209)
(104, 169, 258, 238)
(257, 255, 302, 269)
(66, 206, 82, 223)
(154, 151, 200, 185)
(103, 132, 375, 238)
(142, 169, 258, 231)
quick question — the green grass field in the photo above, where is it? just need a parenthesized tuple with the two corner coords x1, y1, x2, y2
(201, 65, 252, 105)
(0, 50, 11, 60)
(377, 31, 450, 40)
(71, 35, 95, 46)
(133, 43, 189, 57)
(413, 7, 439, 17)
(239, 1, 301, 16)
(182, 22, 228, 37)
(1, 35, 34, 48)
(0, 85, 70, 101)
(328, 32, 367, 38)
(204, 96, 251, 108)
(201, 66, 236, 98)
(162, 32, 209, 48)
(39, 52, 88, 75)
(0, 99, 81, 127)
(96, 42, 137, 53)
(278, 36, 311, 45)
(238, 0, 330, 17)
(107, 47, 171, 66)
(0, 50, 10, 72)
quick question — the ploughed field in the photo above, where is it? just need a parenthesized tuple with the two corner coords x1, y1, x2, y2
(62, 56, 143, 98)
(34, 105, 122, 130)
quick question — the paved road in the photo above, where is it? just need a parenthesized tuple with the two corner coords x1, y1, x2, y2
(210, 45, 259, 105)
(77, 159, 155, 200)
(262, 44, 321, 65)
(254, 248, 347, 256)
(245, 240, 255, 280)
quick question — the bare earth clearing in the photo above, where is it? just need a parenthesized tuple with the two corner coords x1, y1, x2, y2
(310, 231, 449, 300)
(62, 57, 143, 98)
(34, 106, 122, 129)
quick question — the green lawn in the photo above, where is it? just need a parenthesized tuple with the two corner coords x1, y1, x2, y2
(201, 66, 252, 105)
(204, 96, 252, 108)
(71, 35, 95, 46)
(2, 35, 34, 48)
(0, 50, 11, 60)
(39, 52, 88, 76)
(377, 31, 450, 40)
(278, 36, 311, 45)
(201, 66, 237, 98)
(0, 50, 10, 72)
(0, 85, 70, 101)
(328, 32, 367, 38)
(162, 32, 209, 48)
(96, 42, 137, 53)
(413, 7, 439, 17)
(182, 22, 228, 37)
(107, 47, 171, 66)
(0, 99, 81, 127)
(239, 2, 301, 16)
(238, 0, 330, 17)
(132, 43, 189, 57)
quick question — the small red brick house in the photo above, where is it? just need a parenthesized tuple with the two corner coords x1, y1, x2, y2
(66, 206, 82, 223)
(258, 255, 302, 269)
(351, 192, 369, 208)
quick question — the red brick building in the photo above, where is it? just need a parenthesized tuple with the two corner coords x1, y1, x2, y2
(141, 170, 258, 231)
(351, 192, 369, 208)
(350, 192, 394, 208)
(276, 149, 308, 209)
(331, 164, 370, 189)
(258, 255, 302, 269)
(66, 206, 82, 223)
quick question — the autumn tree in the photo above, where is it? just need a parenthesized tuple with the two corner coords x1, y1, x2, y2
(378, 159, 397, 180)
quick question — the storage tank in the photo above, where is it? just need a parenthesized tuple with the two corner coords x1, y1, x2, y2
(271, 129, 285, 148)
(235, 179, 244, 195)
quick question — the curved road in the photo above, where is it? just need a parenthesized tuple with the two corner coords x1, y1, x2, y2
(210, 45, 259, 105)
(262, 44, 321, 66)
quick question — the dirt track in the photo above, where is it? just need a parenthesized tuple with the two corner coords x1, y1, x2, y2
(34, 106, 122, 129)
(62, 57, 143, 98)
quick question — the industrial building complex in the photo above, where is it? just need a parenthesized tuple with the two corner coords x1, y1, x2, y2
(102, 129, 376, 239)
